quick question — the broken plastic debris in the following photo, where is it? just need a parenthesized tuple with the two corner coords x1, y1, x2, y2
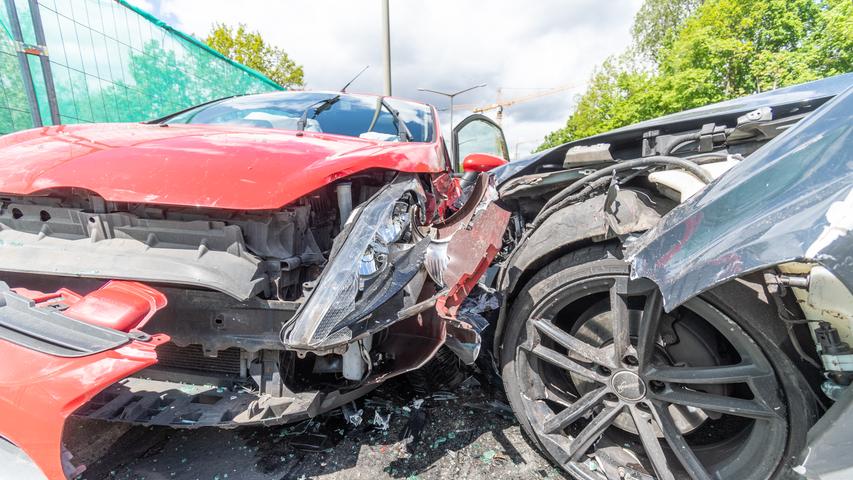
(372, 410, 391, 430)
(400, 400, 428, 454)
(430, 391, 457, 401)
(342, 402, 363, 427)
(290, 432, 331, 451)
(462, 399, 515, 419)
(458, 376, 481, 389)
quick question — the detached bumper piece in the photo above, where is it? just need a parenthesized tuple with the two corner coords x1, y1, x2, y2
(73, 376, 376, 428)
(0, 282, 167, 480)
(0, 282, 140, 357)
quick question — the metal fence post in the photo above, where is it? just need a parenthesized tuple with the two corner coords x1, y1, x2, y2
(3, 0, 42, 127)
(28, 0, 61, 125)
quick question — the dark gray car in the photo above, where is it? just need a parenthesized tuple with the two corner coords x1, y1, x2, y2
(491, 73, 852, 480)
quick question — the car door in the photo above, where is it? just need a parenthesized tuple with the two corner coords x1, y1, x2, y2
(451, 114, 510, 171)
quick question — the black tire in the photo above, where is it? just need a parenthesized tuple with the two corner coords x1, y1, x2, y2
(500, 244, 818, 480)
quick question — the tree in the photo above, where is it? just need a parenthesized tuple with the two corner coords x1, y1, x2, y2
(205, 23, 305, 88)
(539, 0, 853, 151)
(631, 0, 703, 61)
(540, 57, 655, 148)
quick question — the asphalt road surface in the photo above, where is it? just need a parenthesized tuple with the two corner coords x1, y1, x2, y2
(68, 366, 569, 480)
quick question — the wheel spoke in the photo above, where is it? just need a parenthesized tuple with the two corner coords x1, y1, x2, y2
(541, 383, 579, 409)
(637, 288, 663, 372)
(610, 277, 631, 364)
(525, 344, 607, 383)
(649, 400, 712, 480)
(653, 386, 779, 420)
(543, 386, 607, 434)
(568, 404, 623, 462)
(646, 362, 768, 385)
(628, 405, 675, 480)
(533, 319, 615, 368)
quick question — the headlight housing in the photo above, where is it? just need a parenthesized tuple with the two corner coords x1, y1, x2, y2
(284, 175, 424, 350)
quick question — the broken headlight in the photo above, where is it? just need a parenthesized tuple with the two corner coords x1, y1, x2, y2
(357, 200, 411, 289)
(284, 175, 423, 350)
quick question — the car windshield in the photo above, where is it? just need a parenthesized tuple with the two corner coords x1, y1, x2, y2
(164, 92, 435, 142)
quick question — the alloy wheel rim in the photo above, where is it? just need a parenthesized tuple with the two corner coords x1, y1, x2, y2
(514, 273, 788, 480)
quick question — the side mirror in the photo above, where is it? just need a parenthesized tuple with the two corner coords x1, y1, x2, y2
(452, 114, 510, 171)
(462, 153, 508, 173)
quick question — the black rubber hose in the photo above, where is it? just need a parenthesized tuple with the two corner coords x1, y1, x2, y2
(661, 132, 701, 155)
(548, 156, 713, 209)
(530, 156, 713, 232)
(687, 152, 735, 164)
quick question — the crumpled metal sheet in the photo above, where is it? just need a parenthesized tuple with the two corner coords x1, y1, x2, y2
(627, 85, 853, 311)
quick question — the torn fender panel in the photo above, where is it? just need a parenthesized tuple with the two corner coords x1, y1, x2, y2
(0, 284, 168, 479)
(433, 173, 511, 318)
(627, 86, 853, 311)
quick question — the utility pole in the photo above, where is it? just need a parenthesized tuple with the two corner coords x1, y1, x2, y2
(381, 0, 392, 96)
(417, 83, 486, 170)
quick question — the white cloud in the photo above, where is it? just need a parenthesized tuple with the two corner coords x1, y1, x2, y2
(124, 0, 156, 14)
(154, 0, 642, 157)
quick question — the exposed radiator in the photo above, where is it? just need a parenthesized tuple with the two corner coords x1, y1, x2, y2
(154, 343, 242, 376)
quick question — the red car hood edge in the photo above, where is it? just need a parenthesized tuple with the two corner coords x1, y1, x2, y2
(0, 123, 445, 210)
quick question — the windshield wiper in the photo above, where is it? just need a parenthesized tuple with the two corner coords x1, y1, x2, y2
(380, 97, 413, 142)
(297, 95, 341, 132)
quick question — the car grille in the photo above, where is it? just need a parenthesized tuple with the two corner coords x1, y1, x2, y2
(154, 343, 242, 376)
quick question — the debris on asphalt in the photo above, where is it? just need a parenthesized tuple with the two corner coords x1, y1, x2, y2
(290, 432, 331, 452)
(400, 399, 428, 454)
(73, 363, 572, 480)
(373, 411, 392, 431)
(428, 391, 457, 401)
(342, 402, 364, 427)
(461, 399, 516, 419)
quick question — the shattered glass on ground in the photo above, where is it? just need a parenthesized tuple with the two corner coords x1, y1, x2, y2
(68, 366, 569, 480)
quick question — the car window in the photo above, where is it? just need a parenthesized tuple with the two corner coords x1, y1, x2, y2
(456, 117, 508, 161)
(165, 92, 434, 142)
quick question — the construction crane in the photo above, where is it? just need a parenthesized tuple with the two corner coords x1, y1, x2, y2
(454, 83, 577, 125)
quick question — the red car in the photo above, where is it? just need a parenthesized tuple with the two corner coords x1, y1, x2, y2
(0, 91, 511, 478)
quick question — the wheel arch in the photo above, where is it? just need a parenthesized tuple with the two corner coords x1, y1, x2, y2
(494, 188, 673, 355)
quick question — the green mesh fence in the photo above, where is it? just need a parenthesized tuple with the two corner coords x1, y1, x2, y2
(0, 0, 282, 134)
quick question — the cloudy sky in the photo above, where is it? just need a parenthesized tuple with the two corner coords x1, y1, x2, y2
(128, 0, 642, 158)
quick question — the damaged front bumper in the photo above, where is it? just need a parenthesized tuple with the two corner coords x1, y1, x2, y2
(1, 173, 509, 477)
(0, 282, 168, 480)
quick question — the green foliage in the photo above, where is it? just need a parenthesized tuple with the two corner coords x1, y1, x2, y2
(632, 0, 703, 61)
(539, 0, 853, 151)
(205, 23, 304, 88)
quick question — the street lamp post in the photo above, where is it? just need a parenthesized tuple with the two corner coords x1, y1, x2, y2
(381, 0, 392, 96)
(417, 83, 486, 170)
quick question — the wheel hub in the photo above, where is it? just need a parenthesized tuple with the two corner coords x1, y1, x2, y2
(610, 370, 645, 402)
(514, 272, 789, 480)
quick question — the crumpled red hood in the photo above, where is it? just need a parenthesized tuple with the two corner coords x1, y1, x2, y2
(0, 123, 443, 210)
